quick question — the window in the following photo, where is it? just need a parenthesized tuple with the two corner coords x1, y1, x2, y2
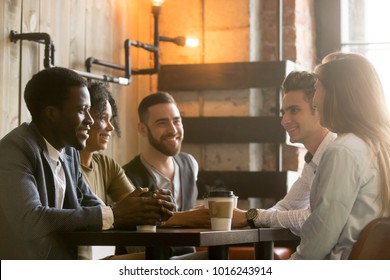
(341, 0, 390, 105)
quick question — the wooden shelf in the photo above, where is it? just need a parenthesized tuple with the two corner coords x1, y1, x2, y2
(182, 116, 285, 144)
(197, 171, 288, 200)
(158, 60, 296, 91)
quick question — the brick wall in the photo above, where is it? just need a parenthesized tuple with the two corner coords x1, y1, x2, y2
(261, 0, 316, 69)
(260, 0, 316, 173)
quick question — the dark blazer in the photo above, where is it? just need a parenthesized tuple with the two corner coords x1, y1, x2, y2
(0, 123, 103, 259)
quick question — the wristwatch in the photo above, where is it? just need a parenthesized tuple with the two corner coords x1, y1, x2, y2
(245, 208, 258, 228)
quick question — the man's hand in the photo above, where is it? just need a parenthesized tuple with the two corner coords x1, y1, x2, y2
(111, 188, 176, 229)
(128, 187, 150, 197)
(162, 206, 211, 228)
(232, 208, 250, 228)
(153, 189, 176, 221)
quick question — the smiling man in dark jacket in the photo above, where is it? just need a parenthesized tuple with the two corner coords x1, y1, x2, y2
(0, 67, 175, 259)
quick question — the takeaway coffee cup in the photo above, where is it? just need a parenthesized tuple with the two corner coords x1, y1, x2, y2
(208, 190, 235, 231)
(204, 193, 238, 209)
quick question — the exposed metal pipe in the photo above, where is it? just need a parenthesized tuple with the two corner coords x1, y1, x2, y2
(276, 0, 283, 171)
(159, 36, 186, 46)
(10, 30, 130, 85)
(73, 69, 130, 85)
(10, 30, 55, 68)
(85, 57, 126, 72)
(128, 39, 158, 75)
(9, 30, 129, 85)
(85, 38, 161, 79)
(152, 5, 161, 73)
(277, 0, 283, 61)
(9, 7, 186, 86)
(9, 29, 163, 85)
(84, 6, 164, 80)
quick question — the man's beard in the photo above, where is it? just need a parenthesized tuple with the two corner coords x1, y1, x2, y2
(147, 128, 182, 156)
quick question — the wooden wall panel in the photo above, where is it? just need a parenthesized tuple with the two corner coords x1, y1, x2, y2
(113, 0, 154, 165)
(85, 0, 117, 157)
(39, 0, 71, 68)
(19, 1, 40, 124)
(85, 0, 114, 76)
(0, 0, 153, 165)
(68, 0, 87, 71)
(111, 0, 137, 166)
(0, 0, 22, 137)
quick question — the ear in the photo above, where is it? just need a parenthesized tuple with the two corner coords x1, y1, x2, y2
(43, 106, 61, 122)
(138, 122, 148, 137)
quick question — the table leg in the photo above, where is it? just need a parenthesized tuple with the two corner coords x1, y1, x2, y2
(255, 242, 274, 260)
(145, 246, 171, 260)
(208, 245, 229, 260)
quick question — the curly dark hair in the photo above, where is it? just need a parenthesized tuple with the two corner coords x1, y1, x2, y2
(87, 82, 121, 137)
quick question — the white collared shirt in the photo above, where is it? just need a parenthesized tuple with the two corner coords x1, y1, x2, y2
(291, 133, 382, 259)
(255, 132, 337, 236)
(43, 140, 113, 233)
(44, 139, 66, 208)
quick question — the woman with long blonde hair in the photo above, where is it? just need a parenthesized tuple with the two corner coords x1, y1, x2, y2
(290, 52, 390, 259)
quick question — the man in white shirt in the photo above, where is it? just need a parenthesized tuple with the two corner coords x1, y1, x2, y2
(235, 71, 336, 236)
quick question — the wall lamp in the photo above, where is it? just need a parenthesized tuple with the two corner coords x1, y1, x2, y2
(9, 0, 198, 86)
(85, 0, 198, 85)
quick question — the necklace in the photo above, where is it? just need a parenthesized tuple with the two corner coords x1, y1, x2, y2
(141, 155, 175, 180)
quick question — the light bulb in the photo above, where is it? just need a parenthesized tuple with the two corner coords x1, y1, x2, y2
(185, 37, 199, 48)
(151, 0, 165, 6)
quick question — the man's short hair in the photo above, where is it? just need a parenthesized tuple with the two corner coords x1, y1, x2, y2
(282, 71, 317, 104)
(138, 91, 176, 124)
(24, 67, 87, 120)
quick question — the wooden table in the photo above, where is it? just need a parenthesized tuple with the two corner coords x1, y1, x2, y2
(59, 228, 259, 260)
(256, 228, 300, 259)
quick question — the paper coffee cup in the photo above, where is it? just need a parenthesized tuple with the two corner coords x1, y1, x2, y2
(233, 196, 238, 208)
(208, 190, 235, 231)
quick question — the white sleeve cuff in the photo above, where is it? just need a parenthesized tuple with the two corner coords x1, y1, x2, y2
(101, 206, 114, 230)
